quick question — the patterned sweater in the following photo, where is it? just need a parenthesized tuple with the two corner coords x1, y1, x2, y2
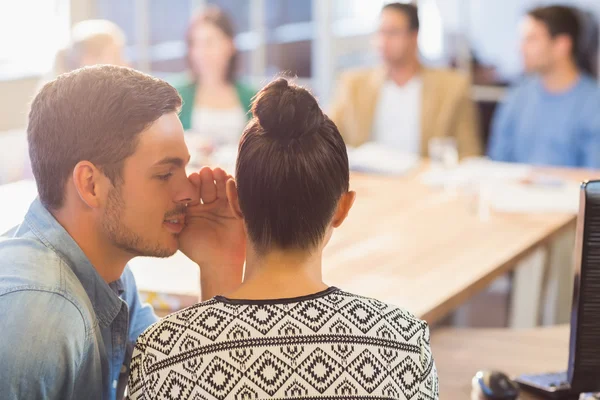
(127, 287, 439, 399)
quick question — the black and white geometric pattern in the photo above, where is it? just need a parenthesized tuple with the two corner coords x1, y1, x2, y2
(127, 288, 439, 399)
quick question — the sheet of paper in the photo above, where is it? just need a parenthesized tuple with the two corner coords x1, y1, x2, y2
(420, 157, 532, 187)
(420, 158, 580, 214)
(348, 143, 420, 176)
(489, 181, 580, 214)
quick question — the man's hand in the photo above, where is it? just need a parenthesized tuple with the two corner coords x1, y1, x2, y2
(179, 167, 246, 300)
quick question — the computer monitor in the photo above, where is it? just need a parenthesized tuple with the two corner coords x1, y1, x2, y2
(516, 180, 600, 397)
(567, 180, 600, 393)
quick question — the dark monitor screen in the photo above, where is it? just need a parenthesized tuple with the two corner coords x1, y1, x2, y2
(567, 180, 600, 392)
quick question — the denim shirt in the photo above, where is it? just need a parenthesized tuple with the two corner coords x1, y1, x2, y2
(0, 199, 159, 400)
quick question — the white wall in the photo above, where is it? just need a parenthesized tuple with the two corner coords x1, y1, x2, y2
(0, 0, 95, 131)
(0, 77, 40, 131)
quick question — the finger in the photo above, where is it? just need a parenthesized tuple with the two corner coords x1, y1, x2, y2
(213, 168, 228, 200)
(188, 172, 201, 186)
(225, 177, 238, 211)
(187, 172, 202, 206)
(199, 167, 217, 204)
(220, 168, 233, 178)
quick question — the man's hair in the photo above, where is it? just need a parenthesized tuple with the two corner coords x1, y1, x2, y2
(382, 2, 420, 31)
(28, 65, 182, 210)
(236, 78, 349, 254)
(528, 5, 581, 59)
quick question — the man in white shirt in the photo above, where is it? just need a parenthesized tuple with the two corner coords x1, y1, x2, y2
(330, 2, 481, 158)
(373, 77, 423, 153)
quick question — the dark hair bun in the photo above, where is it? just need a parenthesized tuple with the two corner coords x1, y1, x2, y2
(252, 78, 324, 141)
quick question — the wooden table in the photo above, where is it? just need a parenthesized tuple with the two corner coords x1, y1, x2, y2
(431, 325, 570, 399)
(321, 172, 576, 324)
(0, 166, 592, 323)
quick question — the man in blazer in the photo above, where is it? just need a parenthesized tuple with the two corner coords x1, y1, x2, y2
(330, 2, 481, 159)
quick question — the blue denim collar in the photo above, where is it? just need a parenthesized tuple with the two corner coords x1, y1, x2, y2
(24, 198, 123, 328)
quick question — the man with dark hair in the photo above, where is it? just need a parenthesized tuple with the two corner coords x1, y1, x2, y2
(488, 5, 600, 167)
(330, 2, 481, 159)
(0, 66, 245, 399)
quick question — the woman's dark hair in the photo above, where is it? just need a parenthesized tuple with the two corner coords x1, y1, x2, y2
(186, 6, 238, 83)
(236, 78, 350, 254)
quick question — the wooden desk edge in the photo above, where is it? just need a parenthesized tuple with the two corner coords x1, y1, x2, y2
(421, 216, 576, 324)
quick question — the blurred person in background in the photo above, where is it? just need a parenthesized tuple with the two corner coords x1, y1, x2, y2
(488, 5, 600, 168)
(329, 2, 481, 159)
(174, 6, 255, 145)
(52, 19, 127, 75)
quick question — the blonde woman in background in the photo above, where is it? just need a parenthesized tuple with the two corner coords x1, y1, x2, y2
(52, 19, 127, 76)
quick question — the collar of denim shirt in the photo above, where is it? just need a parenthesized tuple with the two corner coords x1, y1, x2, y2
(24, 198, 124, 328)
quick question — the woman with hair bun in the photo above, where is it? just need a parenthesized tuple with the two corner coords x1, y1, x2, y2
(128, 78, 439, 400)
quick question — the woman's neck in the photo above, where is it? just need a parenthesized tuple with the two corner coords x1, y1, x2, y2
(223, 246, 328, 300)
(541, 61, 580, 93)
(198, 73, 231, 90)
(387, 58, 421, 86)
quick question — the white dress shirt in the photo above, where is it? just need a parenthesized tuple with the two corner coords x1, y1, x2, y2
(372, 77, 422, 155)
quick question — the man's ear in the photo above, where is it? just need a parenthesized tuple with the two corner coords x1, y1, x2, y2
(332, 191, 356, 228)
(555, 34, 574, 59)
(226, 179, 244, 220)
(72, 161, 110, 209)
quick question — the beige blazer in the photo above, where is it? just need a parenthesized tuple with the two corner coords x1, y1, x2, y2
(329, 66, 482, 158)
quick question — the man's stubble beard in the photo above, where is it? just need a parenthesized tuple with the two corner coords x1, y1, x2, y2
(102, 186, 178, 259)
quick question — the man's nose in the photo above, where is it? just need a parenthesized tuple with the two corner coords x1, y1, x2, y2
(176, 175, 199, 205)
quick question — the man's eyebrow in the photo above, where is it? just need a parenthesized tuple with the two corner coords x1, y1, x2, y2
(153, 155, 191, 168)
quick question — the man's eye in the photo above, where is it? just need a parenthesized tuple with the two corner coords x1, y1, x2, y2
(157, 173, 173, 181)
